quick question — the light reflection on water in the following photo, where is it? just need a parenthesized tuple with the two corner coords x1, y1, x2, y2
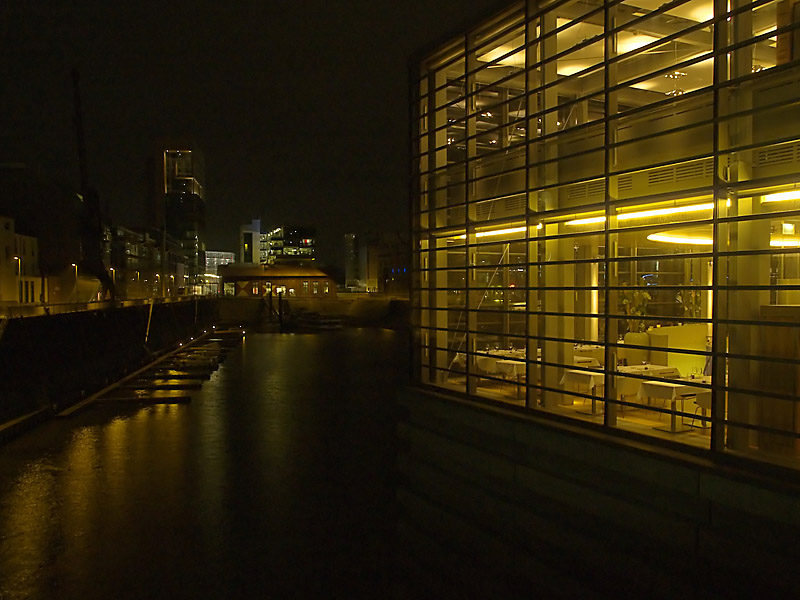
(0, 328, 407, 599)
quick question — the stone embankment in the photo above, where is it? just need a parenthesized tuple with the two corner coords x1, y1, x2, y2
(0, 299, 216, 438)
(0, 295, 409, 440)
(215, 295, 410, 331)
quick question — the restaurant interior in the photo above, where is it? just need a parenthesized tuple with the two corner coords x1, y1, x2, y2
(413, 0, 800, 467)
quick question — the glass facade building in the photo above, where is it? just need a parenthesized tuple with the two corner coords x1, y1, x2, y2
(411, 0, 800, 469)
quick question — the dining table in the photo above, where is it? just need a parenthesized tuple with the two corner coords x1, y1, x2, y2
(573, 344, 604, 365)
(497, 359, 526, 397)
(573, 356, 601, 368)
(560, 368, 605, 414)
(615, 364, 681, 399)
(476, 355, 501, 374)
(639, 376, 709, 433)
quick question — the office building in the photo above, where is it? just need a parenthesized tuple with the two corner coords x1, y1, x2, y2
(405, 0, 800, 594)
(344, 232, 410, 293)
(266, 226, 315, 263)
(239, 221, 316, 265)
(344, 233, 359, 288)
(240, 219, 268, 264)
(107, 225, 187, 299)
(157, 146, 206, 290)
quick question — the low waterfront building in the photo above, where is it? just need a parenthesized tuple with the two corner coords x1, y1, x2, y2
(0, 215, 43, 306)
(219, 263, 336, 299)
(200, 250, 235, 295)
(404, 0, 800, 595)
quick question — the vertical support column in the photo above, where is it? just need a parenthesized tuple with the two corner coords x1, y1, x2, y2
(575, 242, 600, 342)
(718, 0, 767, 452)
(433, 239, 452, 384)
(604, 1, 619, 426)
(538, 10, 572, 408)
(429, 67, 457, 383)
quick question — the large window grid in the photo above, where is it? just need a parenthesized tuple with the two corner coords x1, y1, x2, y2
(413, 0, 800, 468)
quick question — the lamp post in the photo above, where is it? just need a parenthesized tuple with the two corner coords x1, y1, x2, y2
(13, 256, 20, 303)
(155, 273, 160, 299)
(71, 263, 78, 302)
(169, 274, 174, 296)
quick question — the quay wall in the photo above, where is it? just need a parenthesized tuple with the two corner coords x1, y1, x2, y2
(215, 296, 410, 329)
(0, 299, 216, 424)
(397, 387, 800, 598)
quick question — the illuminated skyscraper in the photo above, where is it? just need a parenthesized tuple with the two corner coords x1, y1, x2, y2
(155, 145, 206, 290)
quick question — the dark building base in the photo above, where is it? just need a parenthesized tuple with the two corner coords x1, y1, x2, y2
(397, 387, 800, 598)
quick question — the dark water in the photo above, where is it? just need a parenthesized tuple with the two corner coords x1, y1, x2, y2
(0, 328, 409, 599)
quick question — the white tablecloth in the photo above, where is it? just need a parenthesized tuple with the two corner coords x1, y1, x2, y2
(476, 356, 501, 373)
(497, 359, 526, 378)
(574, 356, 601, 368)
(560, 369, 604, 392)
(639, 377, 709, 433)
(615, 365, 681, 397)
(574, 345, 604, 365)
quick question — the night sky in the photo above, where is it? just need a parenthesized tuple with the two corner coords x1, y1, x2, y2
(2, 1, 504, 266)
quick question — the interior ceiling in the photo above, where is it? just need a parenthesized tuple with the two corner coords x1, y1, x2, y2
(470, 0, 776, 96)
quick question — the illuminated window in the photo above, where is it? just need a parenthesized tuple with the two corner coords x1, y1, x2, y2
(412, 0, 800, 469)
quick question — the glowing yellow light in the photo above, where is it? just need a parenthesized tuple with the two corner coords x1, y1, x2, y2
(770, 236, 800, 247)
(558, 63, 591, 76)
(617, 33, 659, 54)
(566, 201, 718, 226)
(763, 191, 800, 202)
(450, 225, 527, 240)
(620, 202, 714, 220)
(690, 4, 714, 23)
(647, 232, 713, 245)
(565, 215, 606, 226)
(475, 226, 527, 238)
(476, 42, 525, 67)
(647, 230, 800, 247)
(783, 223, 796, 235)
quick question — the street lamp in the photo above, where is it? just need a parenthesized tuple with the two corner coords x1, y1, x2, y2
(71, 263, 78, 302)
(13, 256, 20, 303)
(169, 274, 175, 296)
